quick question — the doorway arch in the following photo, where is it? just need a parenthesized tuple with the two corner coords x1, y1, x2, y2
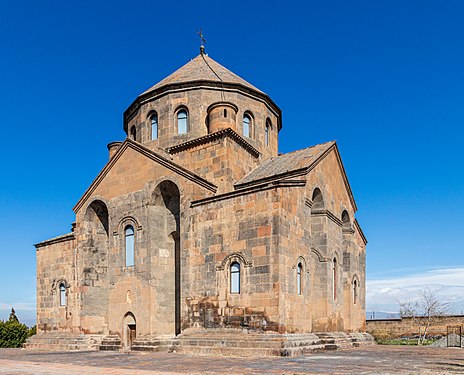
(123, 312, 136, 348)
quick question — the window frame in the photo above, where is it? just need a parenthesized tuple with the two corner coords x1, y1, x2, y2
(150, 112, 158, 140)
(333, 258, 337, 300)
(177, 108, 189, 135)
(59, 282, 66, 307)
(265, 119, 271, 146)
(297, 263, 302, 295)
(125, 225, 135, 267)
(230, 261, 241, 294)
(242, 113, 252, 138)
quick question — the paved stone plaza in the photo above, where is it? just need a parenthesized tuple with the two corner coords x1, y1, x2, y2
(0, 346, 463, 374)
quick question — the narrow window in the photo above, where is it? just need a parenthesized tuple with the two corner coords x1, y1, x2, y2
(130, 126, 137, 141)
(151, 113, 158, 140)
(230, 262, 240, 294)
(353, 280, 358, 304)
(333, 258, 337, 300)
(125, 225, 135, 267)
(177, 109, 188, 134)
(265, 124, 270, 146)
(59, 283, 66, 306)
(297, 263, 302, 295)
(224, 109, 227, 117)
(243, 114, 251, 138)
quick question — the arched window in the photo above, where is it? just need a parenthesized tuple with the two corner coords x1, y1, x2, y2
(125, 225, 135, 267)
(59, 283, 66, 307)
(230, 262, 240, 294)
(243, 114, 251, 138)
(151, 113, 158, 140)
(333, 258, 337, 300)
(353, 279, 358, 305)
(177, 109, 188, 134)
(130, 126, 137, 141)
(265, 122, 270, 146)
(297, 263, 302, 295)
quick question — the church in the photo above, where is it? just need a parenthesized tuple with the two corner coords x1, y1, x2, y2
(28, 48, 372, 355)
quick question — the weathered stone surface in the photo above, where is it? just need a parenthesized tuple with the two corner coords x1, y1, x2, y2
(32, 53, 367, 355)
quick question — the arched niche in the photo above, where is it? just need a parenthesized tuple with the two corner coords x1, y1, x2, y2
(311, 188, 325, 210)
(84, 199, 109, 236)
(342, 210, 350, 229)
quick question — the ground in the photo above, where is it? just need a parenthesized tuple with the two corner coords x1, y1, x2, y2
(0, 346, 463, 374)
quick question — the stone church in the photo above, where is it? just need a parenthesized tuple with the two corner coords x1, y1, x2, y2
(28, 50, 372, 355)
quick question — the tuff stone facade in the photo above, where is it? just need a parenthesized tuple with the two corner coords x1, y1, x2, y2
(30, 53, 370, 355)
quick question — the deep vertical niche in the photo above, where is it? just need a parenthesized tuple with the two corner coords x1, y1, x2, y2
(153, 181, 181, 335)
(171, 231, 181, 335)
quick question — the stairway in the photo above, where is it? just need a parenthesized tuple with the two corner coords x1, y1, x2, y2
(99, 335, 122, 351)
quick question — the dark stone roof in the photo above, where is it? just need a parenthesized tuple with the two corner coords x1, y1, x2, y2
(141, 54, 264, 96)
(35, 232, 75, 248)
(237, 141, 335, 186)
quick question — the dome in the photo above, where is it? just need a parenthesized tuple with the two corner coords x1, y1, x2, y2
(140, 54, 265, 96)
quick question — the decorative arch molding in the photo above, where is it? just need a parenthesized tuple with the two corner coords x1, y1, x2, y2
(216, 252, 253, 271)
(351, 273, 361, 286)
(146, 109, 158, 120)
(243, 110, 255, 120)
(265, 117, 273, 129)
(310, 248, 329, 263)
(292, 256, 310, 273)
(51, 278, 69, 294)
(174, 104, 189, 114)
(114, 216, 142, 236)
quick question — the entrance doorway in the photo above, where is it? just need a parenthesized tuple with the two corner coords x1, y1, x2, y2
(123, 312, 136, 348)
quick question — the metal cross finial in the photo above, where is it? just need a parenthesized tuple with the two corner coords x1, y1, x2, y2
(197, 28, 206, 54)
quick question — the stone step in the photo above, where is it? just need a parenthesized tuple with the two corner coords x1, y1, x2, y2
(99, 335, 121, 351)
(25, 333, 103, 351)
(177, 330, 374, 357)
(131, 345, 159, 352)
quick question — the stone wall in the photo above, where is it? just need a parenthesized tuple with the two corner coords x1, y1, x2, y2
(186, 187, 280, 332)
(366, 316, 464, 339)
(36, 235, 79, 333)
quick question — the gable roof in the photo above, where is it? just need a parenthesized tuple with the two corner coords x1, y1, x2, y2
(141, 54, 264, 96)
(235, 141, 358, 211)
(73, 139, 217, 214)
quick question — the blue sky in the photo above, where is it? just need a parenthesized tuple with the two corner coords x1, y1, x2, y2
(1, 0, 463, 325)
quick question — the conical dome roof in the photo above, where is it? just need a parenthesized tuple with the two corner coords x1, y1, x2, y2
(141, 54, 264, 96)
